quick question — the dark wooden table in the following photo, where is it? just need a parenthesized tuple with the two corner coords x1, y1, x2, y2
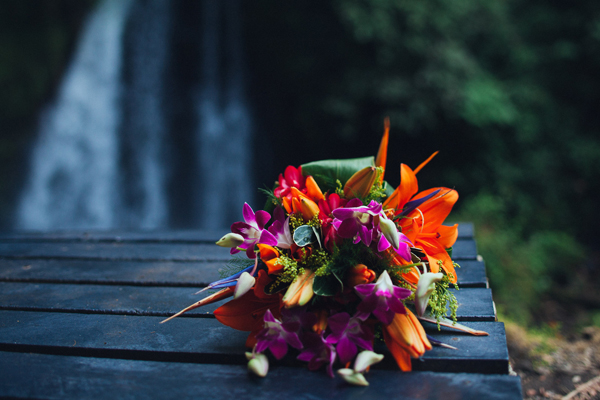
(0, 224, 523, 399)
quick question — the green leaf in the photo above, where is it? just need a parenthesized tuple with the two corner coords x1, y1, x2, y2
(382, 180, 395, 197)
(313, 275, 339, 296)
(293, 225, 316, 247)
(311, 225, 322, 249)
(301, 156, 375, 191)
(446, 247, 453, 258)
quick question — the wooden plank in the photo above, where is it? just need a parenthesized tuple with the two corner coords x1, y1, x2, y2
(0, 351, 522, 400)
(0, 223, 476, 243)
(0, 283, 496, 321)
(0, 230, 220, 243)
(0, 238, 477, 261)
(0, 311, 509, 374)
(0, 258, 488, 288)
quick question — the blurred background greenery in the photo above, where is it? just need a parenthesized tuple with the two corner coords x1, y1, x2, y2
(1, 0, 599, 327)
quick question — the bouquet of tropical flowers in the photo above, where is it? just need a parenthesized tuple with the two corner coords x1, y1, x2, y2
(163, 119, 487, 385)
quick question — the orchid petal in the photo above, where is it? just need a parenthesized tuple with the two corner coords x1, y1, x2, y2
(255, 210, 271, 229)
(377, 234, 391, 252)
(337, 218, 360, 238)
(242, 203, 256, 226)
(258, 229, 278, 246)
(395, 242, 412, 262)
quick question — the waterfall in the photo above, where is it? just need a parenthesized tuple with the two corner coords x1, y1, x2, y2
(16, 0, 253, 231)
(17, 0, 133, 230)
(197, 0, 252, 229)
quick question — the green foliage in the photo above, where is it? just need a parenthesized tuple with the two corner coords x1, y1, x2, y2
(301, 156, 374, 192)
(245, 0, 598, 325)
(428, 275, 459, 324)
(453, 193, 585, 324)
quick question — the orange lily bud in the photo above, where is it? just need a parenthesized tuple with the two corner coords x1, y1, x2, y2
(290, 186, 310, 201)
(292, 197, 302, 214)
(300, 197, 320, 220)
(282, 269, 315, 308)
(383, 309, 432, 370)
(282, 196, 292, 214)
(313, 309, 328, 334)
(344, 166, 377, 199)
(257, 244, 282, 274)
(305, 175, 325, 202)
(347, 264, 376, 287)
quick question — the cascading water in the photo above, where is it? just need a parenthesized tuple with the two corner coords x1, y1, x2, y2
(16, 0, 253, 231)
(197, 0, 252, 229)
(17, 0, 132, 230)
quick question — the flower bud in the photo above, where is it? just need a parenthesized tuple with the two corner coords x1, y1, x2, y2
(300, 198, 320, 220)
(246, 352, 269, 377)
(344, 166, 377, 199)
(379, 216, 400, 249)
(234, 272, 256, 299)
(216, 233, 244, 248)
(354, 350, 384, 372)
(337, 369, 369, 386)
(415, 272, 444, 317)
(282, 269, 315, 308)
(347, 264, 376, 287)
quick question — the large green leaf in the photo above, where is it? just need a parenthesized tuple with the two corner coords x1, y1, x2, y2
(301, 156, 375, 192)
(312, 272, 343, 296)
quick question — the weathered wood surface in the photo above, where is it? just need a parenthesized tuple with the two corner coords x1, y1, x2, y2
(0, 283, 495, 320)
(1, 352, 522, 400)
(0, 224, 522, 399)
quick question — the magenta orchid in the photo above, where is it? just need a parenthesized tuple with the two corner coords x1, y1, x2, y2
(297, 332, 337, 378)
(255, 309, 303, 360)
(230, 203, 278, 259)
(332, 199, 412, 260)
(325, 312, 374, 364)
(355, 270, 411, 324)
(267, 206, 293, 249)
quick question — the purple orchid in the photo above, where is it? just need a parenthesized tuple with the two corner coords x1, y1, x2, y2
(297, 332, 337, 378)
(325, 312, 373, 364)
(230, 203, 278, 259)
(267, 206, 293, 249)
(332, 199, 412, 260)
(354, 270, 411, 325)
(255, 309, 303, 360)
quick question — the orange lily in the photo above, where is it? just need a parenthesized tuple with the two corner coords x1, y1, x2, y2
(382, 309, 432, 371)
(383, 158, 459, 283)
(400, 188, 459, 283)
(256, 244, 283, 275)
(214, 270, 281, 332)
